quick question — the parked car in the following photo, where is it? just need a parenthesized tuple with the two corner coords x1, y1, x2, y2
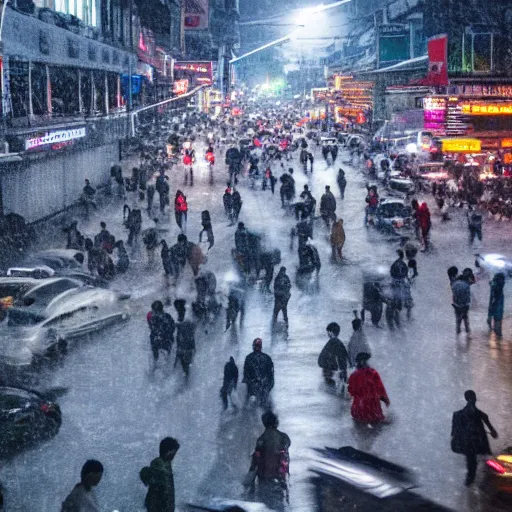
(309, 446, 455, 511)
(386, 178, 415, 198)
(21, 249, 84, 271)
(5, 266, 107, 288)
(483, 446, 512, 501)
(0, 386, 61, 455)
(0, 287, 130, 372)
(374, 199, 413, 238)
(185, 500, 274, 511)
(0, 277, 43, 307)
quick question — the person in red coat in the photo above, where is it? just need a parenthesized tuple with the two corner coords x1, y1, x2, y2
(417, 202, 431, 250)
(348, 352, 390, 424)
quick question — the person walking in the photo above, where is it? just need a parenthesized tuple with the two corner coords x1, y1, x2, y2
(220, 356, 239, 411)
(174, 299, 196, 378)
(140, 437, 180, 512)
(348, 353, 389, 424)
(232, 188, 243, 222)
(451, 390, 498, 486)
(243, 338, 274, 409)
(223, 186, 233, 221)
(61, 460, 103, 512)
(451, 273, 471, 334)
(417, 202, 431, 250)
(467, 205, 483, 245)
(199, 210, 214, 251)
(174, 190, 188, 233)
(347, 316, 371, 368)
(272, 267, 291, 326)
(318, 322, 348, 390)
(147, 301, 175, 371)
(487, 272, 505, 337)
(114, 240, 129, 273)
(143, 219, 160, 266)
(337, 168, 347, 199)
(320, 185, 337, 229)
(246, 411, 291, 511)
(330, 216, 345, 262)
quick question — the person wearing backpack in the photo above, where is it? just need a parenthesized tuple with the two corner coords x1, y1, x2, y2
(199, 210, 214, 251)
(246, 411, 290, 511)
(140, 437, 180, 512)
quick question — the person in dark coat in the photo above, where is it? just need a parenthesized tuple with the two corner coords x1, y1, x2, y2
(140, 437, 180, 512)
(272, 267, 291, 325)
(243, 338, 274, 408)
(226, 284, 245, 330)
(199, 210, 214, 251)
(390, 250, 408, 280)
(173, 299, 196, 378)
(318, 322, 348, 389)
(232, 189, 243, 222)
(247, 411, 291, 511)
(487, 272, 505, 337)
(223, 186, 233, 221)
(147, 301, 175, 370)
(452, 273, 471, 334)
(320, 185, 337, 229)
(451, 390, 498, 486)
(234, 222, 250, 272)
(220, 356, 239, 410)
(114, 240, 129, 273)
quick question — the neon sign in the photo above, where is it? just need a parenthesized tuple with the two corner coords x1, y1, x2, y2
(461, 102, 512, 115)
(26, 127, 86, 150)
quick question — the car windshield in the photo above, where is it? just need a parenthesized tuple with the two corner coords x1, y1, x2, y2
(380, 203, 409, 218)
(22, 279, 80, 307)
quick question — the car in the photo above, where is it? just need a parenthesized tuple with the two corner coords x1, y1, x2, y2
(21, 249, 85, 271)
(309, 446, 455, 511)
(0, 386, 61, 455)
(386, 178, 415, 198)
(5, 266, 108, 288)
(483, 446, 512, 500)
(374, 199, 413, 238)
(185, 500, 274, 511)
(0, 277, 44, 307)
(0, 287, 130, 372)
(475, 254, 512, 279)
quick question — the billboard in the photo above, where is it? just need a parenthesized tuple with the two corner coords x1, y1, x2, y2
(174, 61, 213, 87)
(378, 24, 410, 67)
(184, 0, 209, 30)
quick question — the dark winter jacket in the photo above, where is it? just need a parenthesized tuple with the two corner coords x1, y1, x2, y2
(451, 278, 471, 308)
(320, 191, 336, 215)
(318, 337, 348, 375)
(274, 270, 291, 300)
(140, 457, 175, 512)
(176, 320, 196, 351)
(148, 311, 175, 345)
(251, 427, 291, 480)
(235, 227, 249, 254)
(390, 258, 408, 280)
(451, 403, 495, 455)
(243, 351, 274, 389)
(223, 358, 239, 390)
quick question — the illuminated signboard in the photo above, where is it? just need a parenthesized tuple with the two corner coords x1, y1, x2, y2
(173, 79, 189, 96)
(461, 102, 512, 115)
(441, 138, 481, 153)
(25, 127, 86, 151)
(174, 61, 213, 86)
(501, 138, 512, 149)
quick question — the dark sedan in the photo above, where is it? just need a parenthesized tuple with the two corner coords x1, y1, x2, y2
(0, 387, 61, 455)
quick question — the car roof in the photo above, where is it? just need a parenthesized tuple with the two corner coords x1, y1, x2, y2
(22, 277, 82, 299)
(380, 198, 407, 205)
(0, 277, 43, 287)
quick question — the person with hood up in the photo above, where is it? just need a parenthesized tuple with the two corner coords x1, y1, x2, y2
(174, 190, 188, 233)
(320, 185, 337, 229)
(243, 338, 274, 408)
(348, 352, 389, 424)
(272, 267, 291, 326)
(487, 272, 505, 337)
(140, 437, 180, 512)
(451, 390, 498, 486)
(61, 460, 103, 512)
(330, 216, 345, 262)
(347, 316, 371, 368)
(318, 322, 348, 389)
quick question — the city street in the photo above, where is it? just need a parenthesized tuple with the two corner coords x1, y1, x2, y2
(1, 141, 512, 512)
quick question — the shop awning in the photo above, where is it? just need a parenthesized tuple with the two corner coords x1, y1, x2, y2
(372, 55, 428, 73)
